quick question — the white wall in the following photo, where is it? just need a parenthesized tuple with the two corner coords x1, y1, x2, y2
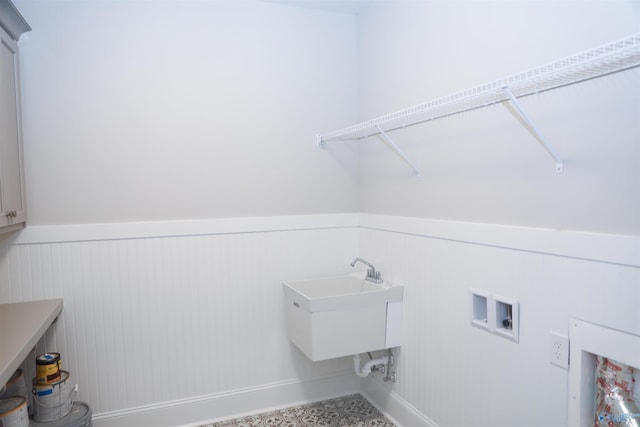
(3, 0, 364, 423)
(351, 2, 640, 427)
(356, 1, 640, 235)
(2, 1, 640, 426)
(15, 0, 359, 225)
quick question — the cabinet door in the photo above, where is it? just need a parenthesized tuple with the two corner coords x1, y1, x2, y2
(0, 26, 26, 229)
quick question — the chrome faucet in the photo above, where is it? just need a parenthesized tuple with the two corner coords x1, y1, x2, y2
(350, 258, 383, 284)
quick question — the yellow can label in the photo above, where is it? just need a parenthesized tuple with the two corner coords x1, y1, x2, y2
(36, 362, 61, 384)
(36, 364, 58, 376)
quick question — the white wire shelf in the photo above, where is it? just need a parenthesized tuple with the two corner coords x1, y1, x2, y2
(317, 32, 640, 174)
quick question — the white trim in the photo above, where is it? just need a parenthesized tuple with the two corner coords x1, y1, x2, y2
(360, 214, 640, 267)
(92, 372, 359, 427)
(13, 213, 360, 244)
(13, 213, 640, 267)
(568, 319, 640, 427)
(361, 376, 440, 427)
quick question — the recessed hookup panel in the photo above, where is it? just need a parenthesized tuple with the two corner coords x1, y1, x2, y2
(469, 289, 519, 343)
(493, 294, 519, 343)
(470, 289, 491, 331)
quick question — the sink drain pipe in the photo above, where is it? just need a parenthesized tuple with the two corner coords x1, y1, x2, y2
(353, 353, 389, 378)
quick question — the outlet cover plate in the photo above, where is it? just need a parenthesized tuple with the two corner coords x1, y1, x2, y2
(550, 331, 569, 369)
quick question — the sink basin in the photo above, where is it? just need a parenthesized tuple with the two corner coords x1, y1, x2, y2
(282, 274, 402, 312)
(283, 273, 403, 361)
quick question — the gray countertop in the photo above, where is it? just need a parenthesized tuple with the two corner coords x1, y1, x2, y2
(0, 299, 63, 387)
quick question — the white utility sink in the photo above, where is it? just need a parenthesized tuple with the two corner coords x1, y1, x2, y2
(283, 273, 403, 361)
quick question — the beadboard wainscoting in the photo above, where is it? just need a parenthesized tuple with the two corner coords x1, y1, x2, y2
(357, 215, 640, 427)
(0, 214, 361, 427)
(1, 213, 638, 427)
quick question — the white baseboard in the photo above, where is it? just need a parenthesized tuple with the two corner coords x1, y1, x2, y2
(361, 376, 440, 427)
(92, 372, 359, 427)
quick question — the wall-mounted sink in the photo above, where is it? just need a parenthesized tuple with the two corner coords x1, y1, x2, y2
(283, 274, 402, 312)
(283, 273, 403, 361)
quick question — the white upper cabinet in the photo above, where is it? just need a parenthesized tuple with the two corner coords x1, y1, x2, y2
(0, 0, 29, 233)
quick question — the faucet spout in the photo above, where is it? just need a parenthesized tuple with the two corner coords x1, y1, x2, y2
(350, 258, 383, 284)
(350, 257, 372, 268)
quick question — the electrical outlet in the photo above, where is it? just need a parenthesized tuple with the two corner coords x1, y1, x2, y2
(550, 332, 569, 369)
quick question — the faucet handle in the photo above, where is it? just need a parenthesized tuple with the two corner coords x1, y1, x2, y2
(367, 269, 383, 284)
(351, 258, 384, 284)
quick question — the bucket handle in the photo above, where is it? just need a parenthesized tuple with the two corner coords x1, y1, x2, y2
(32, 384, 77, 408)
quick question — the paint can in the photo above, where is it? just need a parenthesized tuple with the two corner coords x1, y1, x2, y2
(31, 371, 74, 422)
(30, 401, 92, 427)
(35, 353, 62, 384)
(0, 370, 27, 400)
(0, 396, 29, 427)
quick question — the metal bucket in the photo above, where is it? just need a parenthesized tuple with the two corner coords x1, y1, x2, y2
(0, 396, 29, 427)
(30, 402, 91, 427)
(0, 370, 27, 400)
(31, 371, 74, 422)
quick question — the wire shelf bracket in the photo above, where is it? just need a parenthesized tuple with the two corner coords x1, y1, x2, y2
(317, 32, 640, 175)
(318, 125, 422, 176)
(374, 124, 421, 176)
(502, 86, 564, 173)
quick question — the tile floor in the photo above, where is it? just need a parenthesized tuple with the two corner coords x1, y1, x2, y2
(201, 394, 395, 427)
